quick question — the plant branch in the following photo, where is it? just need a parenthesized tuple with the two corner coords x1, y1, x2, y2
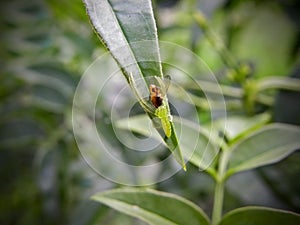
(212, 179, 225, 225)
(211, 147, 230, 225)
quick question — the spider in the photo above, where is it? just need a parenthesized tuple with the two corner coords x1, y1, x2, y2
(128, 74, 172, 137)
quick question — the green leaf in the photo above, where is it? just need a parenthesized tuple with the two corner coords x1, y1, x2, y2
(219, 206, 300, 225)
(216, 114, 270, 143)
(92, 188, 210, 225)
(83, 0, 185, 169)
(83, 0, 162, 78)
(257, 77, 300, 92)
(227, 123, 300, 176)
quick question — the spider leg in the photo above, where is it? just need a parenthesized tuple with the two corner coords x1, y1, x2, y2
(152, 75, 171, 96)
(128, 73, 156, 115)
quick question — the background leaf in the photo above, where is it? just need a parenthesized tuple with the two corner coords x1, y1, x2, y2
(92, 188, 210, 225)
(227, 123, 300, 176)
(216, 113, 270, 143)
(219, 206, 300, 225)
(116, 115, 219, 171)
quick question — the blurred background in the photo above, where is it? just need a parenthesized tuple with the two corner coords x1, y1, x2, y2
(1, 0, 300, 224)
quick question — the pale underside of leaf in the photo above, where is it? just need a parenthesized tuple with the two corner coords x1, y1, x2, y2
(92, 188, 210, 225)
(228, 123, 300, 175)
(93, 197, 178, 225)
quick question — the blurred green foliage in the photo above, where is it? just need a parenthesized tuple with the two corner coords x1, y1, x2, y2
(0, 0, 300, 225)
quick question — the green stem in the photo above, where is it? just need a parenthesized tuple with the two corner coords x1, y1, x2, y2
(212, 179, 225, 225)
(211, 149, 230, 225)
